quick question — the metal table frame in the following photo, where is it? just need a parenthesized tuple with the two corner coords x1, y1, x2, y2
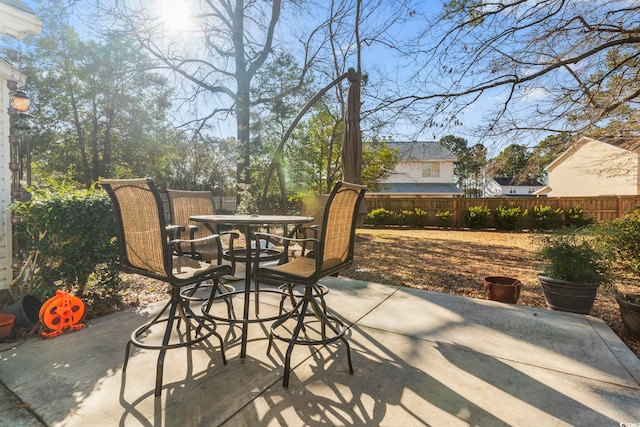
(190, 214, 313, 359)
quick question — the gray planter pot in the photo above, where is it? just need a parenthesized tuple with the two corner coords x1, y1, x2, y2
(615, 294, 640, 340)
(538, 275, 600, 315)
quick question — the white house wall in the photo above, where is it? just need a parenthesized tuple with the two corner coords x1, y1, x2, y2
(547, 139, 639, 196)
(0, 0, 41, 291)
(483, 179, 544, 197)
(382, 161, 455, 184)
(0, 62, 22, 291)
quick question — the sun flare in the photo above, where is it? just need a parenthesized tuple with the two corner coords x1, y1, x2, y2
(157, 0, 193, 33)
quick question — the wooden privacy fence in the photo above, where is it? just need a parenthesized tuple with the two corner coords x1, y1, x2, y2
(363, 194, 640, 228)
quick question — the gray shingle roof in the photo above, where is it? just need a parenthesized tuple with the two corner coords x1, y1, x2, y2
(492, 177, 543, 187)
(596, 136, 640, 153)
(386, 141, 456, 161)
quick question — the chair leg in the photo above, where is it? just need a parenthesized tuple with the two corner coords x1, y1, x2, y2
(123, 298, 173, 372)
(203, 279, 236, 321)
(308, 293, 354, 376)
(123, 340, 132, 372)
(123, 287, 226, 398)
(270, 285, 354, 387)
(155, 298, 178, 397)
(176, 280, 203, 331)
(267, 291, 304, 356)
(283, 296, 310, 388)
(313, 284, 328, 314)
(342, 336, 354, 375)
(277, 283, 297, 315)
(181, 293, 227, 366)
(177, 299, 192, 341)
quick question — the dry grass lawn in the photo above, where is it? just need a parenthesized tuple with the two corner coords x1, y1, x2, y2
(340, 227, 640, 359)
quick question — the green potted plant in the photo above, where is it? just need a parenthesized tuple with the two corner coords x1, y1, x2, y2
(594, 210, 640, 339)
(534, 228, 609, 314)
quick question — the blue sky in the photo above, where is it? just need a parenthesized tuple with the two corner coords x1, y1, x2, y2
(13, 0, 548, 157)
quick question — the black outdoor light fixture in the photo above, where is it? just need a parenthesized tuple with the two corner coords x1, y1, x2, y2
(7, 80, 30, 114)
(11, 90, 30, 113)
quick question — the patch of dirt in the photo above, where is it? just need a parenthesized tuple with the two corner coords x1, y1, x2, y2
(340, 227, 640, 359)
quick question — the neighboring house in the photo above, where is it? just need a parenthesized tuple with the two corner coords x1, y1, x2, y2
(377, 141, 463, 196)
(483, 177, 544, 197)
(0, 0, 41, 291)
(536, 136, 640, 197)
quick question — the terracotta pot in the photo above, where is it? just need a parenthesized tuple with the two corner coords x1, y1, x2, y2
(538, 275, 599, 314)
(484, 276, 521, 304)
(0, 295, 42, 328)
(616, 294, 640, 340)
(0, 314, 16, 340)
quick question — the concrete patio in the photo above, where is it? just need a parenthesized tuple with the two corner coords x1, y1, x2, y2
(1, 276, 639, 426)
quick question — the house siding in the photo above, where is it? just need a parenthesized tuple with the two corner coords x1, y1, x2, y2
(0, 0, 41, 291)
(384, 160, 455, 185)
(483, 178, 544, 197)
(0, 61, 16, 291)
(379, 141, 461, 196)
(547, 138, 639, 197)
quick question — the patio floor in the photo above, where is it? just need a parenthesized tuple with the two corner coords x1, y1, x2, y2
(1, 277, 639, 426)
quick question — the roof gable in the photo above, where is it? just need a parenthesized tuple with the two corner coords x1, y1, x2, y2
(545, 136, 633, 172)
(0, 0, 41, 39)
(386, 141, 456, 161)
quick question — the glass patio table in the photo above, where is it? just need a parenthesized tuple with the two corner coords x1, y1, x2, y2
(189, 214, 313, 359)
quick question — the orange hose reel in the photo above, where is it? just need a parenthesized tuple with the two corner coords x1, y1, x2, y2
(39, 290, 85, 339)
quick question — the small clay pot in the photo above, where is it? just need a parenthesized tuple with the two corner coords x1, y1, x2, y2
(0, 314, 16, 340)
(484, 276, 522, 304)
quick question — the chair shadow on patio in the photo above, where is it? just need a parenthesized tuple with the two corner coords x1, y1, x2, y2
(214, 321, 511, 426)
(2, 276, 638, 426)
(119, 284, 513, 426)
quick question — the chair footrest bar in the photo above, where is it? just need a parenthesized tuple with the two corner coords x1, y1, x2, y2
(270, 315, 347, 346)
(201, 289, 291, 324)
(129, 315, 218, 351)
(180, 282, 236, 302)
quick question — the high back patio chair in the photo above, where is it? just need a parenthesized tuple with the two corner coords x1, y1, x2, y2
(287, 193, 329, 258)
(166, 189, 236, 266)
(254, 181, 367, 387)
(167, 190, 239, 300)
(101, 178, 230, 397)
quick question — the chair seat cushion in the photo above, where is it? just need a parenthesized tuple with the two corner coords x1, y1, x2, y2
(172, 256, 229, 281)
(264, 256, 316, 279)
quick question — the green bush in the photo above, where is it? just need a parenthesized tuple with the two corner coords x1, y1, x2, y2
(10, 186, 120, 303)
(435, 210, 453, 228)
(563, 205, 592, 227)
(530, 205, 564, 230)
(366, 208, 399, 226)
(535, 228, 608, 284)
(464, 206, 491, 229)
(494, 204, 527, 231)
(398, 208, 428, 227)
(595, 208, 640, 276)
